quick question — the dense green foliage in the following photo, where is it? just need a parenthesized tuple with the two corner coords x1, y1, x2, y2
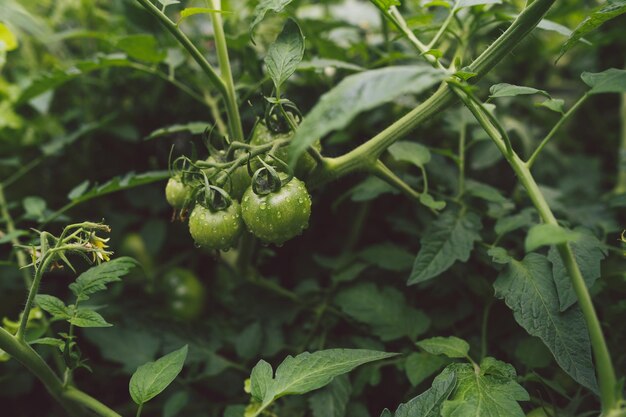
(1, 0, 625, 416)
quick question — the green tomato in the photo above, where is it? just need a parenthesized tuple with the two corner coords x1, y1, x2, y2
(188, 201, 244, 250)
(229, 151, 252, 200)
(165, 177, 191, 209)
(161, 268, 205, 320)
(241, 176, 311, 245)
(250, 122, 321, 180)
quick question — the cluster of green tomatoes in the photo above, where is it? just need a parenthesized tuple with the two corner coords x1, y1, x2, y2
(165, 120, 319, 249)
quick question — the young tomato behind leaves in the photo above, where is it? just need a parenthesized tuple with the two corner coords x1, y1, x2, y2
(241, 176, 311, 245)
(160, 268, 205, 321)
(188, 201, 244, 251)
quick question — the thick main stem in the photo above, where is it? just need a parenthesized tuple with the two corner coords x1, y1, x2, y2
(0, 327, 121, 417)
(311, 0, 556, 186)
(510, 154, 618, 412)
(210, 0, 244, 141)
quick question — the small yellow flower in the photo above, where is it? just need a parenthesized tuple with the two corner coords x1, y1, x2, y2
(87, 232, 112, 263)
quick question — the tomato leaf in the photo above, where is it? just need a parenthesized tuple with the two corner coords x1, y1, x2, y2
(547, 229, 607, 311)
(493, 254, 598, 392)
(404, 352, 449, 387)
(129, 345, 188, 405)
(388, 141, 431, 168)
(408, 208, 482, 284)
(416, 336, 470, 359)
(381, 366, 456, 417)
(441, 358, 529, 417)
(69, 257, 137, 301)
(559, 1, 626, 59)
(581, 68, 626, 95)
(265, 19, 305, 92)
(69, 309, 112, 328)
(335, 283, 430, 341)
(489, 83, 550, 98)
(249, 349, 398, 409)
(35, 294, 71, 319)
(525, 224, 581, 252)
(250, 0, 294, 37)
(289, 65, 447, 166)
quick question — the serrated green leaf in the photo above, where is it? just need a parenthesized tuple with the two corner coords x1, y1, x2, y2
(416, 336, 470, 359)
(35, 294, 71, 319)
(560, 1, 626, 58)
(130, 345, 188, 405)
(441, 358, 529, 417)
(489, 83, 549, 98)
(465, 180, 507, 203)
(525, 224, 581, 252)
(69, 257, 137, 301)
(70, 309, 112, 328)
(581, 68, 626, 95)
(308, 374, 351, 417)
(493, 254, 598, 392)
(250, 349, 397, 409)
(408, 208, 482, 284)
(290, 65, 446, 165)
(547, 229, 607, 311)
(250, 360, 273, 402)
(335, 283, 430, 341)
(250, 0, 294, 36)
(265, 19, 304, 91)
(384, 366, 456, 417)
(388, 141, 431, 168)
(404, 352, 449, 387)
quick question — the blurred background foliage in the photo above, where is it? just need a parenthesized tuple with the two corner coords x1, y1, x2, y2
(0, 0, 625, 416)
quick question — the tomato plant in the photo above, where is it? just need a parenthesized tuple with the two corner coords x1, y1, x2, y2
(1, 0, 626, 417)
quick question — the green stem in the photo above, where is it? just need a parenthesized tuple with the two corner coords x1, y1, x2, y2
(311, 0, 555, 186)
(210, 0, 244, 141)
(136, 403, 144, 417)
(1, 156, 43, 189)
(527, 93, 589, 168)
(0, 184, 32, 287)
(427, 3, 458, 50)
(370, 160, 421, 202)
(16, 254, 55, 341)
(461, 93, 619, 413)
(0, 327, 121, 417)
(134, 0, 227, 100)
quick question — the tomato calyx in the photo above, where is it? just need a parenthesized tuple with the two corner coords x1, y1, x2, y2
(250, 157, 293, 195)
